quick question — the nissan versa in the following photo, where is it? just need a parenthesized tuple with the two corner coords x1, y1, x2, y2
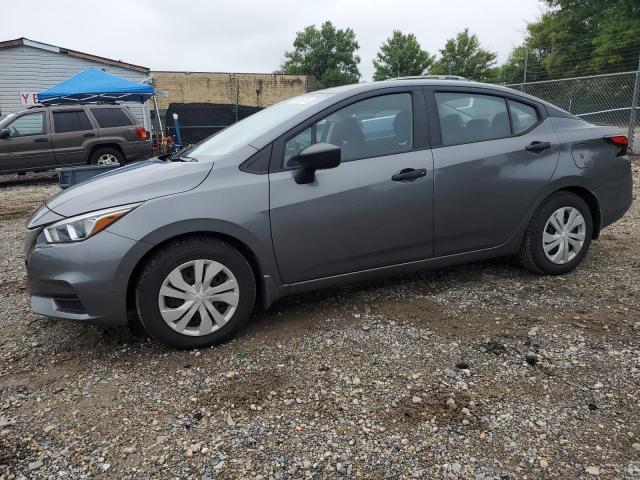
(25, 79, 633, 348)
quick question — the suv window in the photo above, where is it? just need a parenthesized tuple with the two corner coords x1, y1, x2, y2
(284, 93, 413, 167)
(5, 112, 46, 137)
(53, 111, 93, 133)
(90, 108, 133, 128)
(435, 92, 510, 145)
(509, 100, 538, 134)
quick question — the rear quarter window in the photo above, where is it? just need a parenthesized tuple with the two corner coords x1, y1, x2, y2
(508, 100, 539, 134)
(90, 108, 133, 128)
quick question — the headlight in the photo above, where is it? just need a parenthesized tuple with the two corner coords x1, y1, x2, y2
(43, 203, 140, 244)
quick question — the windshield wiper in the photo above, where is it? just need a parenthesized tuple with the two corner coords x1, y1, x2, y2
(157, 145, 198, 162)
(170, 155, 197, 162)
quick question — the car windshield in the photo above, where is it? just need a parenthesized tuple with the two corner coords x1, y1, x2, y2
(189, 94, 328, 159)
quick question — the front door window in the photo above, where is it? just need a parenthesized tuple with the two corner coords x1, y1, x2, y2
(5, 112, 46, 137)
(283, 93, 413, 168)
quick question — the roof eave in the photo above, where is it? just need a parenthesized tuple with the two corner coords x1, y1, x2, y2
(0, 37, 149, 74)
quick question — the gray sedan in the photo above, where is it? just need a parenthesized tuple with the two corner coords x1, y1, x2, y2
(25, 79, 633, 348)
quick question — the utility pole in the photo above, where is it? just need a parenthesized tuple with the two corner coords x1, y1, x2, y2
(235, 78, 240, 123)
(448, 61, 452, 76)
(523, 48, 528, 90)
(628, 49, 640, 154)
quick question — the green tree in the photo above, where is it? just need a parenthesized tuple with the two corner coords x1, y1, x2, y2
(431, 29, 498, 81)
(372, 30, 435, 80)
(281, 21, 361, 88)
(498, 45, 547, 84)
(504, 0, 640, 81)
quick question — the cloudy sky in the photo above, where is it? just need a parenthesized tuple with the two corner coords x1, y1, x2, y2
(2, 0, 544, 80)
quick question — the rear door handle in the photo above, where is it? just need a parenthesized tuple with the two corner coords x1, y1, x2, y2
(83, 132, 96, 138)
(392, 168, 427, 182)
(525, 141, 552, 153)
(33, 138, 48, 143)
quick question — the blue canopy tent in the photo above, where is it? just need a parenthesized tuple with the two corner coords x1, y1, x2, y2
(37, 67, 154, 103)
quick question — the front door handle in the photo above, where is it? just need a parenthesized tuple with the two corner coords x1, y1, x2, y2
(525, 141, 552, 153)
(83, 132, 96, 138)
(33, 138, 48, 143)
(392, 168, 427, 182)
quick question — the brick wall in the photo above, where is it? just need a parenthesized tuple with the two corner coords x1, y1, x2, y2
(150, 71, 316, 110)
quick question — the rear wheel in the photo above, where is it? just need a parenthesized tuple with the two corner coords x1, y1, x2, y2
(135, 237, 256, 348)
(519, 191, 593, 275)
(89, 147, 123, 166)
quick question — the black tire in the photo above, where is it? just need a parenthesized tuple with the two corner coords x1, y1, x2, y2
(519, 191, 593, 275)
(89, 147, 124, 166)
(135, 237, 256, 349)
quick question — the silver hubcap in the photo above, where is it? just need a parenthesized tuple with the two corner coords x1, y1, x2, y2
(158, 259, 239, 337)
(96, 153, 119, 166)
(543, 207, 586, 264)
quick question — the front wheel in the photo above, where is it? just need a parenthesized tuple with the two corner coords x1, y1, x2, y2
(135, 237, 256, 348)
(519, 191, 593, 275)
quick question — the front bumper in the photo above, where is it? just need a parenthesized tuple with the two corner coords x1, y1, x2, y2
(26, 228, 149, 328)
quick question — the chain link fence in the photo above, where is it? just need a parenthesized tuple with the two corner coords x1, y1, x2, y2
(164, 103, 263, 146)
(505, 70, 640, 153)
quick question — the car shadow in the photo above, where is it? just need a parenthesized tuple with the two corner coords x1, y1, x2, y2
(35, 256, 530, 358)
(245, 256, 529, 337)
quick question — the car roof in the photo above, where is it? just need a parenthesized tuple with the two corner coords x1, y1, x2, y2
(17, 103, 126, 114)
(316, 79, 571, 116)
(321, 79, 528, 99)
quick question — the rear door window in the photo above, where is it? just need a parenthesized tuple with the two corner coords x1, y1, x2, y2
(53, 111, 93, 133)
(90, 108, 133, 128)
(435, 92, 510, 145)
(508, 100, 538, 134)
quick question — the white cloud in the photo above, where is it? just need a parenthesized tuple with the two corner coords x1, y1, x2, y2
(1, 0, 544, 80)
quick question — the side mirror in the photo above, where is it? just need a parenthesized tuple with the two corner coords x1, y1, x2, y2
(0, 128, 10, 139)
(294, 143, 341, 184)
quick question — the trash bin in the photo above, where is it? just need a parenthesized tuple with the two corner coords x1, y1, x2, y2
(55, 165, 120, 189)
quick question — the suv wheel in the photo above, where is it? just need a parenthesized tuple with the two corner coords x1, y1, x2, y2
(90, 147, 124, 166)
(519, 191, 593, 275)
(135, 237, 256, 349)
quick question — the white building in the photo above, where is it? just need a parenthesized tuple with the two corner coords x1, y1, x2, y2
(0, 38, 151, 128)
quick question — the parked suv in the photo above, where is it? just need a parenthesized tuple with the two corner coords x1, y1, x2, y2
(25, 79, 633, 349)
(0, 103, 151, 174)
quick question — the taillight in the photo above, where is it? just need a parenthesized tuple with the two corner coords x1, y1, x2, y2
(135, 127, 148, 141)
(605, 135, 628, 157)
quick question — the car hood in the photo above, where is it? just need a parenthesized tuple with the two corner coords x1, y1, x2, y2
(46, 158, 214, 218)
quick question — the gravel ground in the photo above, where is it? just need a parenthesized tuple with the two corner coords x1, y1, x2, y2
(0, 164, 639, 479)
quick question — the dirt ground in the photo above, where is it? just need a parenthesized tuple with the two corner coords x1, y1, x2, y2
(0, 164, 639, 479)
